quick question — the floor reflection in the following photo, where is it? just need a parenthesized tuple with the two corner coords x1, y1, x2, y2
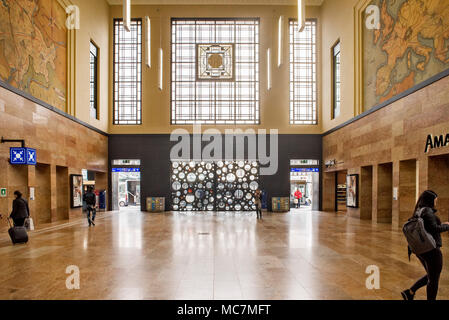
(0, 208, 446, 300)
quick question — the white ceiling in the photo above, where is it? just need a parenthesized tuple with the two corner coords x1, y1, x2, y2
(107, 0, 324, 6)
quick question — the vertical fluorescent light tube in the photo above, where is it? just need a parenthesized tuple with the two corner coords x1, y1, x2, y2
(298, 0, 305, 32)
(278, 15, 284, 67)
(267, 48, 272, 90)
(158, 48, 163, 91)
(145, 16, 151, 68)
(123, 0, 131, 32)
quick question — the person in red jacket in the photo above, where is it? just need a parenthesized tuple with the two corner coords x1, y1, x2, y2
(294, 189, 302, 208)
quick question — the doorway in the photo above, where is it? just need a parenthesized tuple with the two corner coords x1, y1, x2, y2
(290, 168, 320, 211)
(111, 168, 141, 211)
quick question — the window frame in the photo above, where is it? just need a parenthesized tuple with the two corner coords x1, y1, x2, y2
(90, 40, 99, 120)
(170, 17, 260, 125)
(113, 18, 143, 126)
(288, 18, 318, 125)
(331, 40, 341, 120)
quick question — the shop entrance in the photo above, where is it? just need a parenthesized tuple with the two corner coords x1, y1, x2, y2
(289, 160, 320, 211)
(111, 167, 141, 211)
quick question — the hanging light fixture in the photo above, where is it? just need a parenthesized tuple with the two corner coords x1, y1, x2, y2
(145, 16, 151, 68)
(267, 48, 272, 90)
(158, 48, 163, 91)
(123, 0, 131, 32)
(297, 0, 306, 32)
(278, 15, 283, 67)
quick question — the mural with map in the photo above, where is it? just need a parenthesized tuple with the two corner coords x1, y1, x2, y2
(363, 0, 449, 110)
(0, 0, 67, 111)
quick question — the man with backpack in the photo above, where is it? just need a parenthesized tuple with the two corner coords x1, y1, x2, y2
(402, 190, 449, 300)
(83, 187, 97, 227)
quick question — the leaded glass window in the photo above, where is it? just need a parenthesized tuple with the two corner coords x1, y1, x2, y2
(171, 18, 260, 125)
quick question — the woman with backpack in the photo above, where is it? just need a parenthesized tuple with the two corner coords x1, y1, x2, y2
(401, 190, 449, 300)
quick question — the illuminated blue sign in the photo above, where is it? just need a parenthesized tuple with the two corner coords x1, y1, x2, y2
(10, 148, 26, 164)
(112, 168, 141, 172)
(26, 148, 36, 165)
(10, 148, 37, 165)
(291, 168, 319, 173)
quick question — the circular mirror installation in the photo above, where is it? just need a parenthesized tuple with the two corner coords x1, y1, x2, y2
(250, 181, 259, 191)
(188, 173, 197, 183)
(195, 190, 204, 199)
(226, 173, 236, 183)
(236, 169, 245, 178)
(171, 161, 259, 212)
(234, 190, 244, 199)
(172, 181, 181, 191)
(186, 194, 195, 203)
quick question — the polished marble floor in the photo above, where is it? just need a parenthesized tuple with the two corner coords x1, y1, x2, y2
(0, 208, 448, 300)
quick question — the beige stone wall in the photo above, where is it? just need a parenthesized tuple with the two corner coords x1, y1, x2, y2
(322, 75, 449, 227)
(0, 86, 108, 230)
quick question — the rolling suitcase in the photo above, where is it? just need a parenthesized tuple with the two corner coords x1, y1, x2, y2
(7, 218, 28, 245)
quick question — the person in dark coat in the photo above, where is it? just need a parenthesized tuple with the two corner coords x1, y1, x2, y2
(83, 186, 97, 227)
(401, 190, 449, 301)
(10, 191, 30, 227)
(255, 189, 262, 220)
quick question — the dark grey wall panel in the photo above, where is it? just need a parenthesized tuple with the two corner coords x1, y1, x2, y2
(108, 134, 322, 211)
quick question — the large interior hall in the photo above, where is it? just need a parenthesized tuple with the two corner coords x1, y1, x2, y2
(0, 0, 449, 301)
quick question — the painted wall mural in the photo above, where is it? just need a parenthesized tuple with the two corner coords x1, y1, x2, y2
(0, 0, 67, 111)
(363, 0, 449, 110)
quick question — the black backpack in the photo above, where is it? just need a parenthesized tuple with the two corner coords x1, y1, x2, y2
(403, 208, 436, 255)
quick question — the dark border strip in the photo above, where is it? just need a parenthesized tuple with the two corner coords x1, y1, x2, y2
(0, 79, 108, 137)
(322, 67, 449, 137)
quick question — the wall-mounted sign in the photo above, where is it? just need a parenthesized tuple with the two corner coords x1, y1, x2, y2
(70, 174, 83, 208)
(0, 188, 6, 198)
(290, 168, 319, 173)
(112, 168, 141, 173)
(9, 147, 37, 165)
(290, 159, 319, 166)
(29, 187, 35, 201)
(425, 134, 449, 153)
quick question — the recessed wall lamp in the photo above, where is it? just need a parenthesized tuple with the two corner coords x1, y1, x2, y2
(123, 0, 131, 32)
(145, 16, 151, 68)
(325, 159, 336, 168)
(278, 15, 283, 67)
(267, 48, 272, 90)
(297, 0, 305, 32)
(158, 48, 163, 91)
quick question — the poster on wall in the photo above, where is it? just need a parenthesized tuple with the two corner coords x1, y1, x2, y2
(346, 174, 359, 208)
(70, 174, 83, 208)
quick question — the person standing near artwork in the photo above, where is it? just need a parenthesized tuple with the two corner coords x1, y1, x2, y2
(255, 189, 262, 220)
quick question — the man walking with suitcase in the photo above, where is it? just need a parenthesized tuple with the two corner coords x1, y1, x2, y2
(5, 191, 29, 244)
(10, 191, 30, 226)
